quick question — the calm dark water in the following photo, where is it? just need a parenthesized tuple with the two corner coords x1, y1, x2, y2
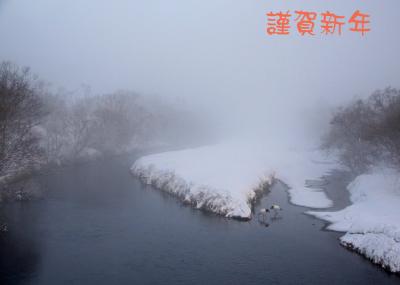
(0, 155, 398, 285)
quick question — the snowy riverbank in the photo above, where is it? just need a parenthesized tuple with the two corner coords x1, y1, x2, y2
(308, 167, 400, 273)
(131, 141, 336, 220)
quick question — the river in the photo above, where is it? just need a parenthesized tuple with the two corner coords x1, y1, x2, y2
(0, 154, 398, 284)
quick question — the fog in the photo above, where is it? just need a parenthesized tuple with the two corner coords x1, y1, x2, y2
(1, 0, 399, 142)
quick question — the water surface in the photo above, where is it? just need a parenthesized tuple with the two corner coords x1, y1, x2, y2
(0, 155, 398, 285)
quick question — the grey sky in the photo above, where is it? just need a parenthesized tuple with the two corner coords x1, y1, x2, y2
(0, 0, 399, 138)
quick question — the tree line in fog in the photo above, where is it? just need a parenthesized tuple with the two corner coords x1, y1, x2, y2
(0, 61, 208, 182)
(323, 87, 400, 173)
(2, 60, 399, 194)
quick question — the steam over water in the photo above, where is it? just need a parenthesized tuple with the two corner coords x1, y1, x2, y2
(1, 0, 399, 142)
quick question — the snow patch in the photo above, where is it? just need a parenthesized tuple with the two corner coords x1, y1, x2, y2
(308, 167, 400, 273)
(131, 141, 336, 219)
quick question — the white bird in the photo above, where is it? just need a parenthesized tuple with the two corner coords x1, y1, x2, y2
(270, 204, 282, 218)
(257, 208, 270, 223)
(270, 204, 282, 211)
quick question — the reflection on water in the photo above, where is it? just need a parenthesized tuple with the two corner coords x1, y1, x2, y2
(0, 155, 398, 285)
(0, 204, 41, 284)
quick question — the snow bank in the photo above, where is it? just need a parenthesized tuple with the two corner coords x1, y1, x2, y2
(131, 141, 336, 219)
(308, 168, 400, 273)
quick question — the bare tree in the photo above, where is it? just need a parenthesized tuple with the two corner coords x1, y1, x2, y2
(64, 100, 97, 159)
(0, 62, 45, 176)
(41, 94, 69, 163)
(323, 87, 400, 172)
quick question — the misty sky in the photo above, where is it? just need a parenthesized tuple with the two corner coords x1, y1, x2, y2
(0, 0, 399, 139)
